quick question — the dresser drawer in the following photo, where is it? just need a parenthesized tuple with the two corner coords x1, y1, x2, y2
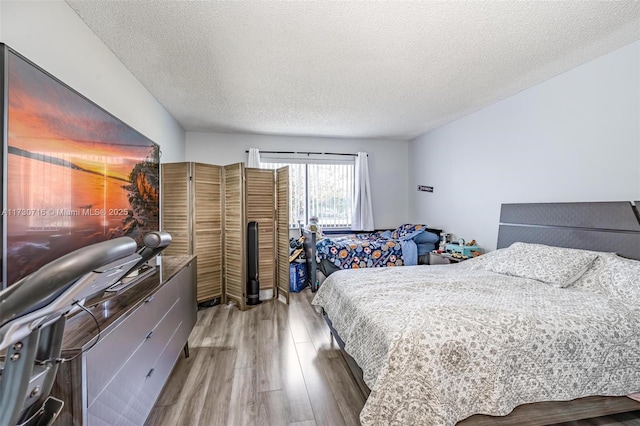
(140, 296, 182, 371)
(85, 278, 178, 406)
(119, 320, 187, 425)
(86, 325, 155, 425)
(87, 296, 182, 422)
(87, 323, 187, 425)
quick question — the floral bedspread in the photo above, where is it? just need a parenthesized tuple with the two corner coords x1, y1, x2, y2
(311, 258, 640, 425)
(315, 232, 417, 270)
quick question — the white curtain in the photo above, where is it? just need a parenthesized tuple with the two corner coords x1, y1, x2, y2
(351, 152, 374, 231)
(247, 148, 261, 168)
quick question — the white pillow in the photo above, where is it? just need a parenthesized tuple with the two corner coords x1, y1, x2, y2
(476, 242, 598, 288)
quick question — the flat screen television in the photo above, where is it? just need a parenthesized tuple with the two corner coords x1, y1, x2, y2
(1, 44, 161, 288)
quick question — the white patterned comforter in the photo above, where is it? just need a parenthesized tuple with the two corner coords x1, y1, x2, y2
(311, 261, 640, 425)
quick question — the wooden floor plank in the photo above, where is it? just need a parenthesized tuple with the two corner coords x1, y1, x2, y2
(199, 324, 219, 347)
(218, 304, 242, 349)
(208, 302, 231, 327)
(197, 349, 238, 426)
(288, 421, 318, 426)
(257, 317, 282, 392)
(227, 367, 258, 426)
(274, 299, 290, 331)
(175, 349, 216, 426)
(236, 307, 258, 369)
(295, 341, 347, 426)
(151, 348, 213, 425)
(200, 304, 231, 347)
(277, 320, 315, 423)
(154, 347, 203, 406)
(258, 300, 277, 321)
(257, 389, 288, 426)
(288, 292, 312, 343)
(295, 289, 339, 358)
(145, 404, 179, 426)
(196, 305, 216, 326)
(188, 324, 206, 347)
(320, 356, 367, 426)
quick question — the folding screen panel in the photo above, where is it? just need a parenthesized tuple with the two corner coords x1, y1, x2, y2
(161, 163, 191, 257)
(192, 163, 224, 302)
(161, 162, 224, 303)
(276, 167, 290, 303)
(224, 163, 247, 310)
(163, 162, 289, 310)
(245, 168, 276, 293)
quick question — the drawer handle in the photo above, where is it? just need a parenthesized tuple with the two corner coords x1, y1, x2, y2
(144, 296, 154, 303)
(146, 331, 154, 339)
(146, 368, 154, 379)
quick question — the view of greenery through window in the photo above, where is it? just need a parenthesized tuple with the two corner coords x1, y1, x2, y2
(261, 161, 354, 228)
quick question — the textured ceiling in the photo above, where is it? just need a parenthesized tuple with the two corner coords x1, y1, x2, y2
(67, 1, 640, 140)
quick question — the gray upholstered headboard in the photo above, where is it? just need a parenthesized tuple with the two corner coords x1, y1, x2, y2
(497, 201, 640, 260)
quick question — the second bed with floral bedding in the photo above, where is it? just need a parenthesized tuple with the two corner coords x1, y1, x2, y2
(314, 224, 441, 275)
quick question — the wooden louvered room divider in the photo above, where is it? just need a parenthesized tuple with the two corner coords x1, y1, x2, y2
(161, 163, 190, 258)
(223, 163, 247, 310)
(162, 162, 289, 310)
(245, 168, 276, 295)
(193, 163, 224, 302)
(161, 162, 224, 303)
(276, 167, 290, 304)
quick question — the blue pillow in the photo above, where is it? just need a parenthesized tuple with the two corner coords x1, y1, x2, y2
(413, 230, 439, 244)
(379, 230, 393, 239)
(392, 224, 427, 240)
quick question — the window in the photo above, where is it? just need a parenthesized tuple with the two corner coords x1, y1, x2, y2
(261, 160, 354, 228)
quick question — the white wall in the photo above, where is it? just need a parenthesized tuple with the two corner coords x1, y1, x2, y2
(409, 40, 640, 251)
(186, 132, 409, 229)
(0, 1, 186, 161)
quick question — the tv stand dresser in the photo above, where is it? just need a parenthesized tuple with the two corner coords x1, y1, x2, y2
(51, 255, 197, 426)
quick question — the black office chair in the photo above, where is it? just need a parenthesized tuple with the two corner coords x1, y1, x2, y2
(0, 232, 171, 426)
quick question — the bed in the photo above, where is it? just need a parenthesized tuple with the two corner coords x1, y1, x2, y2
(302, 224, 442, 288)
(311, 201, 640, 426)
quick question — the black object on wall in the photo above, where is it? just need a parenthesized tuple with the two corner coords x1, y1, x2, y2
(247, 221, 261, 305)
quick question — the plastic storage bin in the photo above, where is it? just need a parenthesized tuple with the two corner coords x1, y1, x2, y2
(289, 262, 307, 292)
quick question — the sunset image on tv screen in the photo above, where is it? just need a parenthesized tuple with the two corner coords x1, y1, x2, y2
(5, 51, 160, 286)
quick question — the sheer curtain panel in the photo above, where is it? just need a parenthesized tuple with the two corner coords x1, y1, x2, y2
(352, 152, 374, 231)
(247, 148, 261, 168)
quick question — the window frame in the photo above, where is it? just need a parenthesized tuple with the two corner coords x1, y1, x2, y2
(260, 157, 355, 230)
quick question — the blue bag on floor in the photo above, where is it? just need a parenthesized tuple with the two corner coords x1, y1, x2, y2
(289, 262, 307, 292)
